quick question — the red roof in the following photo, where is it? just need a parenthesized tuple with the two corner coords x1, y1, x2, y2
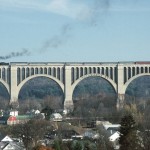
(8, 116, 17, 121)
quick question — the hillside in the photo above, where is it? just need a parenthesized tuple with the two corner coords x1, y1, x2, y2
(0, 76, 150, 102)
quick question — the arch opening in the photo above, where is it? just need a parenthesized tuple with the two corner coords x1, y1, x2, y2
(18, 77, 64, 114)
(72, 76, 117, 119)
(125, 75, 150, 109)
(0, 82, 10, 110)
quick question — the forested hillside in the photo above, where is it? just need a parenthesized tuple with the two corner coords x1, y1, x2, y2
(0, 76, 150, 101)
(126, 76, 150, 97)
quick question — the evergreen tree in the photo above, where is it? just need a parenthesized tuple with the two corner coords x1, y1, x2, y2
(53, 140, 61, 150)
(72, 141, 82, 150)
(41, 106, 53, 120)
(119, 114, 143, 150)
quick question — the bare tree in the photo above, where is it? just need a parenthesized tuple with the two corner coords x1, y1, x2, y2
(41, 95, 63, 110)
(18, 99, 42, 114)
(0, 97, 9, 110)
(12, 119, 53, 150)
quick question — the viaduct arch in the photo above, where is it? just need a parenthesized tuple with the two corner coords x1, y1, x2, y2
(72, 74, 117, 93)
(17, 74, 64, 100)
(124, 74, 150, 93)
(0, 62, 150, 109)
(0, 79, 9, 94)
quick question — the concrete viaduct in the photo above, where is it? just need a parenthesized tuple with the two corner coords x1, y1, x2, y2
(0, 62, 150, 109)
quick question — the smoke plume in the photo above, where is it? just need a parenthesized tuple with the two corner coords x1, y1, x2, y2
(0, 49, 30, 60)
(39, 0, 110, 52)
(78, 0, 110, 26)
(0, 1, 110, 57)
(40, 23, 72, 52)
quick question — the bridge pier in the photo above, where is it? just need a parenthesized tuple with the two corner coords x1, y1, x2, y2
(64, 66, 74, 111)
(117, 94, 125, 109)
(10, 65, 18, 103)
(117, 64, 125, 109)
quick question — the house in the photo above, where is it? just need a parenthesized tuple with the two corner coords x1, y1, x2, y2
(0, 135, 12, 149)
(103, 124, 120, 149)
(0, 116, 18, 125)
(63, 109, 68, 115)
(2, 142, 25, 150)
(103, 124, 121, 135)
(1, 136, 13, 142)
(50, 113, 62, 121)
(26, 109, 41, 117)
(0, 135, 25, 150)
(3, 110, 18, 117)
(109, 131, 120, 149)
(9, 110, 18, 117)
(31, 109, 40, 115)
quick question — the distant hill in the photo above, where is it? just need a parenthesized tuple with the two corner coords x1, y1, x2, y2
(126, 76, 150, 97)
(18, 77, 63, 100)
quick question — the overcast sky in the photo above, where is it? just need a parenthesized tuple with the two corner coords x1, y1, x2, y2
(0, 0, 150, 62)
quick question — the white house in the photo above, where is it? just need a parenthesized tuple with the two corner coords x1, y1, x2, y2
(0, 135, 25, 150)
(109, 131, 120, 149)
(2, 142, 25, 150)
(9, 110, 18, 117)
(103, 124, 120, 149)
(1, 136, 13, 142)
(109, 131, 120, 142)
(50, 113, 62, 121)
